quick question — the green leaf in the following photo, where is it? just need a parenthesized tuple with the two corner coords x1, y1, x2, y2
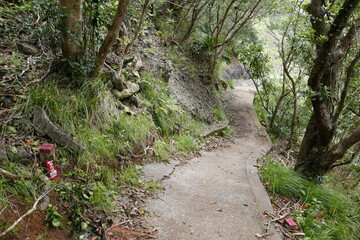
(52, 219, 61, 227)
(81, 221, 88, 231)
(6, 126, 17, 134)
(11, 146, 18, 154)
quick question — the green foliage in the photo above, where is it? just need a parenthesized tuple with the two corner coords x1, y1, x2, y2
(140, 72, 203, 138)
(260, 159, 359, 240)
(153, 140, 173, 161)
(55, 180, 115, 235)
(175, 134, 199, 153)
(193, 24, 216, 55)
(238, 44, 270, 80)
(0, 0, 60, 44)
(222, 127, 232, 136)
(0, 53, 24, 77)
(121, 166, 142, 187)
(89, 182, 116, 211)
(212, 104, 227, 121)
(45, 204, 63, 228)
(0, 178, 7, 209)
(146, 181, 164, 194)
(110, 114, 155, 147)
(25, 80, 106, 133)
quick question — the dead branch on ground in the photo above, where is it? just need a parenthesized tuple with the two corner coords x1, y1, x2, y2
(0, 184, 59, 238)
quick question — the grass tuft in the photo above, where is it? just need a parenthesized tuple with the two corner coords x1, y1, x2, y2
(120, 166, 142, 187)
(153, 140, 173, 161)
(260, 159, 359, 240)
(213, 104, 227, 121)
(175, 134, 199, 153)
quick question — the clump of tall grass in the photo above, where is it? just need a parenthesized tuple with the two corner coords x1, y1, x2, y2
(259, 159, 359, 240)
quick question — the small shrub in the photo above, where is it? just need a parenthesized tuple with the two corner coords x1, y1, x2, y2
(153, 140, 172, 161)
(121, 166, 142, 187)
(45, 204, 63, 228)
(213, 104, 227, 121)
(175, 134, 199, 153)
(89, 182, 115, 211)
(109, 114, 155, 147)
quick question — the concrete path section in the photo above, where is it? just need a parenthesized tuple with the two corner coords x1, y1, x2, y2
(143, 80, 280, 240)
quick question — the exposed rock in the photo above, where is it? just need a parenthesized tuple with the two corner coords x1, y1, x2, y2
(201, 120, 229, 137)
(221, 62, 250, 80)
(105, 52, 119, 65)
(109, 71, 128, 91)
(168, 71, 218, 123)
(38, 195, 51, 211)
(134, 37, 218, 123)
(16, 42, 38, 55)
(99, 90, 123, 120)
(112, 83, 140, 100)
(8, 146, 33, 165)
(132, 57, 143, 70)
(132, 70, 141, 81)
(33, 106, 85, 154)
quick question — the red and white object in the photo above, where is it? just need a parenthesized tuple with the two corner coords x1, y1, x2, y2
(45, 159, 59, 180)
(284, 218, 297, 229)
(40, 143, 59, 180)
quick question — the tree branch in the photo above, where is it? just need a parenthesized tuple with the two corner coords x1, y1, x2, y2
(0, 185, 59, 238)
(307, 0, 359, 91)
(333, 50, 360, 124)
(0, 168, 24, 180)
(90, 0, 130, 78)
(327, 127, 360, 164)
(124, 0, 150, 54)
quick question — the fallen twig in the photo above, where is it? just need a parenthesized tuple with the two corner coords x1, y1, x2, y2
(0, 167, 28, 180)
(0, 184, 59, 238)
(255, 232, 271, 238)
(264, 211, 289, 234)
(106, 219, 132, 231)
(132, 146, 154, 158)
(19, 57, 32, 76)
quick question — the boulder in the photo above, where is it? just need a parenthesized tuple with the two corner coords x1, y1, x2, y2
(221, 62, 250, 80)
(111, 82, 140, 100)
(9, 146, 33, 166)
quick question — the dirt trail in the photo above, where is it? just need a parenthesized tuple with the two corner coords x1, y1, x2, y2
(143, 80, 279, 240)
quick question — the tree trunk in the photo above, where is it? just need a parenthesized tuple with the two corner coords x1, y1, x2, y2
(294, 113, 334, 177)
(59, 0, 83, 61)
(90, 0, 130, 78)
(295, 0, 360, 178)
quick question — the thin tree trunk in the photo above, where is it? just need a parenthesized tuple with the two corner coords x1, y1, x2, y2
(90, 0, 130, 78)
(59, 0, 83, 61)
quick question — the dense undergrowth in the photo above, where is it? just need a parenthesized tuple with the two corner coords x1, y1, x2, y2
(1, 71, 206, 238)
(0, 0, 219, 237)
(2, 68, 205, 236)
(260, 157, 360, 240)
